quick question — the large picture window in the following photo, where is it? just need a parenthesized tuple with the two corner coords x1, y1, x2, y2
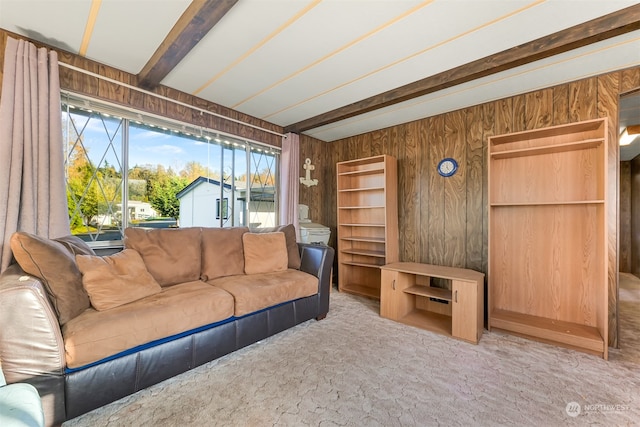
(62, 94, 279, 245)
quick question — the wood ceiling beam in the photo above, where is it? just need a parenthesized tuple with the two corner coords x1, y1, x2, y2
(137, 0, 238, 90)
(284, 4, 640, 135)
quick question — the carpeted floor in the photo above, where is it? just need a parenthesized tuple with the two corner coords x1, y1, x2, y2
(63, 276, 640, 426)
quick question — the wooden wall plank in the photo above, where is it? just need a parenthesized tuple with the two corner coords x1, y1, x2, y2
(525, 89, 553, 129)
(632, 157, 640, 278)
(598, 72, 621, 348)
(553, 84, 570, 125)
(569, 77, 597, 122)
(443, 110, 467, 268)
(401, 121, 419, 262)
(481, 102, 495, 275)
(465, 106, 484, 272)
(495, 98, 513, 135)
(621, 67, 640, 94)
(620, 161, 631, 273)
(427, 115, 446, 266)
(512, 94, 526, 132)
(371, 129, 384, 156)
(418, 119, 430, 264)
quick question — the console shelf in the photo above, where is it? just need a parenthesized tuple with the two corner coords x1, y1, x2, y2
(381, 262, 484, 344)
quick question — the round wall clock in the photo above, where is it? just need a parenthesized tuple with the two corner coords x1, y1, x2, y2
(437, 157, 458, 177)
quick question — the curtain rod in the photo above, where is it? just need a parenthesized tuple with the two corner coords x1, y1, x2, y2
(58, 62, 286, 138)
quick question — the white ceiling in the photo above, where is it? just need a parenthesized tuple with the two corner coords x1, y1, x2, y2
(0, 0, 639, 143)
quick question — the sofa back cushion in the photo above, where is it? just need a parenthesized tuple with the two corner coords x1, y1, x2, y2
(124, 227, 201, 287)
(10, 232, 93, 325)
(201, 227, 248, 281)
(242, 232, 288, 275)
(249, 224, 301, 269)
(76, 249, 162, 311)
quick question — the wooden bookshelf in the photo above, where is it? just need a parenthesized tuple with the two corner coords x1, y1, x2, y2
(488, 118, 609, 359)
(336, 155, 399, 300)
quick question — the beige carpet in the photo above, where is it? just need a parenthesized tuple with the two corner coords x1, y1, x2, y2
(63, 278, 640, 427)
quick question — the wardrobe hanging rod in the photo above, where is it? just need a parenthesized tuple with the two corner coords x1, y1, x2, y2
(58, 62, 286, 138)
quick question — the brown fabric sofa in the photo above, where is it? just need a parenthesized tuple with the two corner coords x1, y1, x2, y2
(0, 225, 334, 426)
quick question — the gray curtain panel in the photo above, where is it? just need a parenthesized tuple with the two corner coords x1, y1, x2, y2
(0, 36, 69, 272)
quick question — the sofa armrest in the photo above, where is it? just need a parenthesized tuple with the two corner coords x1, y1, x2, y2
(298, 243, 334, 318)
(0, 264, 66, 425)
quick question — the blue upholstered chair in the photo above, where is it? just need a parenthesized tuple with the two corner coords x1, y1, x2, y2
(0, 364, 44, 427)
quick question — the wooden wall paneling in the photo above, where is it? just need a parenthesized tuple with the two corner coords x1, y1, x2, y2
(465, 106, 484, 272)
(620, 67, 640, 94)
(525, 89, 553, 129)
(598, 72, 621, 348)
(401, 121, 419, 262)
(58, 52, 100, 98)
(481, 103, 495, 276)
(443, 111, 467, 268)
(97, 64, 129, 105)
(552, 84, 570, 125)
(620, 161, 631, 273)
(632, 157, 640, 277)
(371, 129, 385, 156)
(427, 115, 446, 266)
(495, 98, 513, 135)
(418, 118, 430, 264)
(569, 77, 597, 122)
(165, 87, 193, 123)
(512, 94, 526, 132)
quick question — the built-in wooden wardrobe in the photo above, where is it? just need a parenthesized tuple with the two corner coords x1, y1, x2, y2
(488, 118, 609, 359)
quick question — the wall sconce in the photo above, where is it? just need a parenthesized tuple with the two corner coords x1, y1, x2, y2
(300, 158, 318, 187)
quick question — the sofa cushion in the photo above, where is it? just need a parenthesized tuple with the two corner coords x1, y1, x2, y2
(201, 227, 248, 281)
(62, 280, 234, 368)
(242, 232, 288, 275)
(124, 227, 201, 287)
(76, 249, 162, 311)
(209, 270, 318, 316)
(250, 224, 301, 269)
(10, 232, 92, 325)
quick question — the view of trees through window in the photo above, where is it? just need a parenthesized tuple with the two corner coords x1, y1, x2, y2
(62, 96, 279, 244)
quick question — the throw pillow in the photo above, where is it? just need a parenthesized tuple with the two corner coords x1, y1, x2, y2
(201, 227, 249, 281)
(124, 227, 202, 286)
(10, 232, 92, 325)
(249, 224, 301, 270)
(242, 232, 288, 275)
(76, 249, 162, 311)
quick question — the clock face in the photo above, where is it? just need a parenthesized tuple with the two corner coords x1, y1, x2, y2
(437, 158, 458, 177)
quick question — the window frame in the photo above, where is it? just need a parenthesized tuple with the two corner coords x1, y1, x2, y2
(61, 92, 281, 248)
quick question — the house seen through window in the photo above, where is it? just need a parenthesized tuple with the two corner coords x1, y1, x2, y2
(62, 94, 279, 245)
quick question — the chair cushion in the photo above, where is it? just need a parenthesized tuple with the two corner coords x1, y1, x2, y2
(209, 270, 318, 316)
(200, 227, 248, 281)
(9, 232, 93, 325)
(242, 232, 288, 275)
(124, 227, 201, 287)
(76, 249, 162, 311)
(62, 280, 234, 368)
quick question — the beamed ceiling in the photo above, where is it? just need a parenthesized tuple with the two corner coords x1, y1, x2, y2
(0, 0, 639, 143)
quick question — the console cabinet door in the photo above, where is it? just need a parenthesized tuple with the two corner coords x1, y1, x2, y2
(451, 280, 478, 343)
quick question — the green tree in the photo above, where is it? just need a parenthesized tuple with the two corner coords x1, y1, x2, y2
(149, 175, 188, 219)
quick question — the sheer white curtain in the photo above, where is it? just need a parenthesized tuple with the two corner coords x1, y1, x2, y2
(279, 132, 300, 240)
(0, 37, 69, 272)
